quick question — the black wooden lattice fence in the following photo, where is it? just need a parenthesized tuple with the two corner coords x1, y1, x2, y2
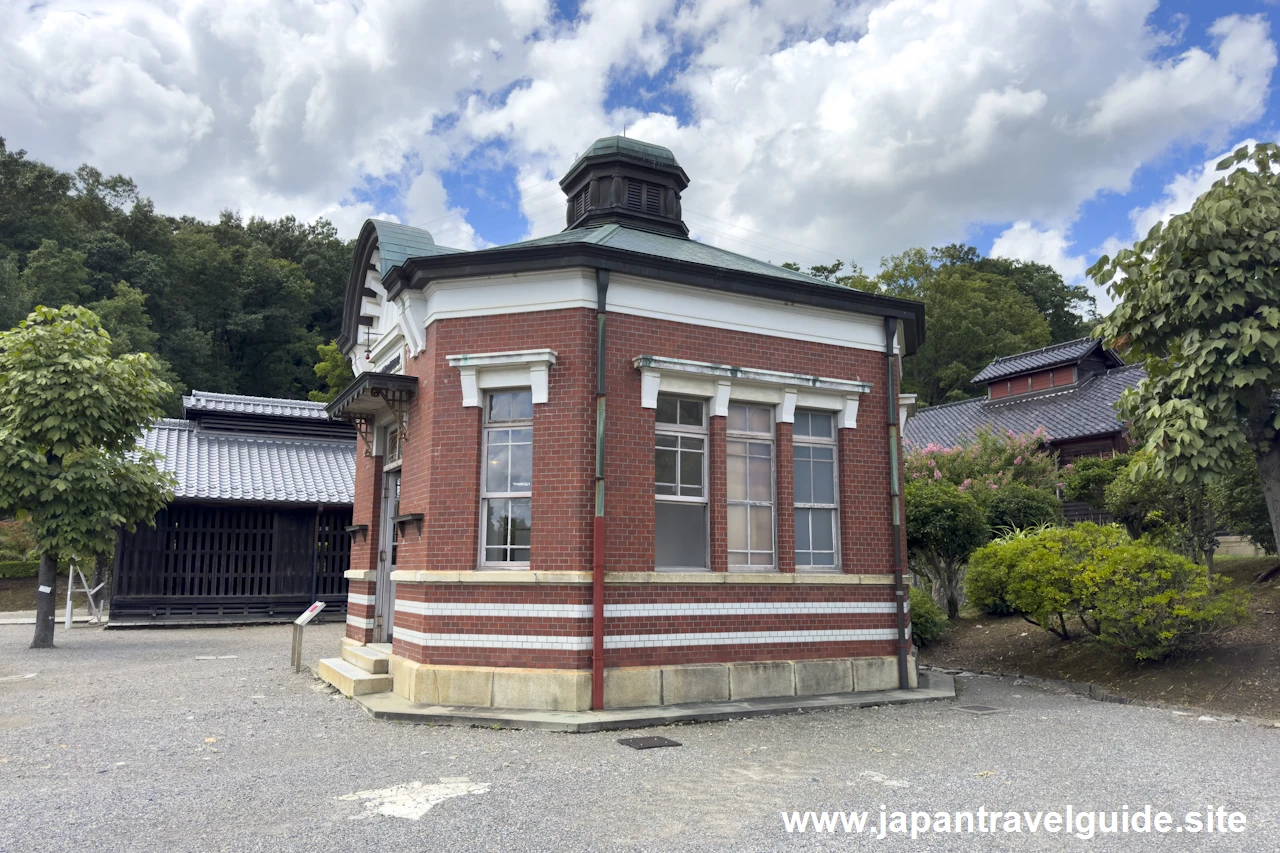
(111, 502, 352, 623)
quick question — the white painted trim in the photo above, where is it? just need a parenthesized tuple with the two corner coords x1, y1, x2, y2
(778, 389, 798, 424)
(898, 393, 918, 427)
(603, 628, 900, 649)
(346, 614, 375, 629)
(446, 349, 558, 406)
(841, 395, 860, 430)
(387, 600, 905, 618)
(395, 601, 592, 618)
(713, 379, 732, 417)
(391, 626, 900, 650)
(605, 602, 905, 617)
(636, 355, 870, 425)
(386, 268, 899, 363)
(394, 627, 592, 651)
(347, 593, 375, 607)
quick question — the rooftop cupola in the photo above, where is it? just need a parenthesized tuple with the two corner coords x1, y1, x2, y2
(559, 136, 690, 237)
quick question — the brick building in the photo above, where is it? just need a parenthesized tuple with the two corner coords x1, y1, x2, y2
(318, 137, 927, 711)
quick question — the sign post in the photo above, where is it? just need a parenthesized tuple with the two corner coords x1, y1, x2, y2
(291, 601, 326, 673)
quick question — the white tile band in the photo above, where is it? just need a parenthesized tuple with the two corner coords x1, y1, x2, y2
(605, 602, 906, 617)
(390, 601, 906, 618)
(603, 628, 902, 649)
(346, 614, 375, 629)
(393, 627, 593, 651)
(347, 593, 375, 606)
(394, 601, 593, 618)
(391, 627, 907, 651)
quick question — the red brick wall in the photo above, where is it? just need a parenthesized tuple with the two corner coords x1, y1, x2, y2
(350, 454, 383, 575)
(604, 312, 899, 574)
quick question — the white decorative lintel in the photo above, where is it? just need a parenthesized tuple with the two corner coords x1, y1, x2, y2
(898, 393, 918, 427)
(634, 355, 871, 428)
(447, 349, 558, 407)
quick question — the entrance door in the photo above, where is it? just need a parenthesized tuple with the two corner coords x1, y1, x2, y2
(374, 469, 401, 642)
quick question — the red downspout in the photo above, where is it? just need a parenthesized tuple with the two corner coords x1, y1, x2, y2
(591, 269, 610, 710)
(885, 316, 910, 690)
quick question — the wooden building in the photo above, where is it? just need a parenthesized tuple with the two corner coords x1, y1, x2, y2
(110, 391, 356, 625)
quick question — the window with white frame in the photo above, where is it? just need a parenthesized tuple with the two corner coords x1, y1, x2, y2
(727, 403, 775, 569)
(793, 409, 838, 570)
(481, 389, 533, 566)
(654, 394, 707, 569)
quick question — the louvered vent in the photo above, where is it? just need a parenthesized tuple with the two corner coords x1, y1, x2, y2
(644, 184, 661, 214)
(626, 181, 643, 210)
(574, 188, 590, 219)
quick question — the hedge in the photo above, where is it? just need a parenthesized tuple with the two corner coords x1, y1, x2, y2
(0, 560, 73, 579)
(0, 560, 41, 579)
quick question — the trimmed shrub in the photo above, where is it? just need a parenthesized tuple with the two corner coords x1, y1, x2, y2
(965, 539, 1027, 616)
(1080, 544, 1249, 661)
(985, 483, 1062, 532)
(0, 560, 42, 579)
(909, 585, 949, 647)
(905, 480, 989, 618)
(965, 523, 1128, 638)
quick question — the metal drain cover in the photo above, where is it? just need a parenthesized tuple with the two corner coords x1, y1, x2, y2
(618, 736, 682, 750)
(955, 705, 1002, 715)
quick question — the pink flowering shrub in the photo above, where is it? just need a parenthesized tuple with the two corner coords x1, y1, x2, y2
(905, 426, 1058, 507)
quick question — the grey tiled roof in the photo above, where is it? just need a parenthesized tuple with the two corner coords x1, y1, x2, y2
(141, 419, 355, 504)
(971, 338, 1106, 383)
(184, 390, 331, 420)
(369, 219, 463, 275)
(487, 223, 846, 290)
(904, 364, 1145, 449)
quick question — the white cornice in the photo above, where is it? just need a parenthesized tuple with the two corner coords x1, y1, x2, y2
(447, 349, 559, 407)
(634, 355, 871, 427)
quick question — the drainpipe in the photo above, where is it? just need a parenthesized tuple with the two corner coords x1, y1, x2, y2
(884, 316, 910, 690)
(592, 269, 610, 710)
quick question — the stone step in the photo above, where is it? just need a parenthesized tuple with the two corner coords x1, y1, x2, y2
(318, 658, 392, 698)
(368, 642, 393, 654)
(341, 644, 390, 674)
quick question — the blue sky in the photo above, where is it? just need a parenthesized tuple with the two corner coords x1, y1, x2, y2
(3, 0, 1275, 309)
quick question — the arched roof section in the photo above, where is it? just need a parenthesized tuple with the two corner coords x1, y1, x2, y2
(337, 219, 462, 354)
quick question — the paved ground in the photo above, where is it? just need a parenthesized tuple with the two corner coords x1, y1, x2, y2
(1, 622, 1277, 852)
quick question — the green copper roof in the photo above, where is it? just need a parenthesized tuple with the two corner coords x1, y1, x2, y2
(485, 223, 841, 289)
(577, 136, 680, 167)
(368, 220, 462, 276)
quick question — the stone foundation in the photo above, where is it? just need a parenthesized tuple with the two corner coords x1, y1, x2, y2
(379, 651, 918, 711)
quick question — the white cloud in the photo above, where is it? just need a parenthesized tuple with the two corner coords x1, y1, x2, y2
(1127, 138, 1259, 240)
(990, 222, 1088, 282)
(0, 0, 1275, 276)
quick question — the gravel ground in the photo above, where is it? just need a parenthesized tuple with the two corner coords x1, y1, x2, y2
(1, 622, 1277, 852)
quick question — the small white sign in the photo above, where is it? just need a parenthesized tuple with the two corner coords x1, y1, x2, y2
(38, 585, 52, 594)
(294, 601, 326, 626)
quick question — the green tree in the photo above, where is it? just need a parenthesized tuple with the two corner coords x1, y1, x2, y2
(905, 479, 989, 617)
(1094, 142, 1280, 554)
(0, 306, 174, 648)
(20, 239, 90, 307)
(309, 340, 355, 403)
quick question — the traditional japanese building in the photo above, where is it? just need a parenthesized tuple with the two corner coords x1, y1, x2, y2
(113, 391, 356, 625)
(319, 137, 927, 711)
(905, 338, 1142, 461)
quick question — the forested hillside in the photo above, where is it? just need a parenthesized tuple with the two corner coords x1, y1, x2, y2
(1, 137, 1095, 414)
(0, 138, 353, 412)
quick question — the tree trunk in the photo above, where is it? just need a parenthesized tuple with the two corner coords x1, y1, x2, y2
(1258, 442, 1280, 560)
(91, 552, 107, 611)
(31, 553, 57, 649)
